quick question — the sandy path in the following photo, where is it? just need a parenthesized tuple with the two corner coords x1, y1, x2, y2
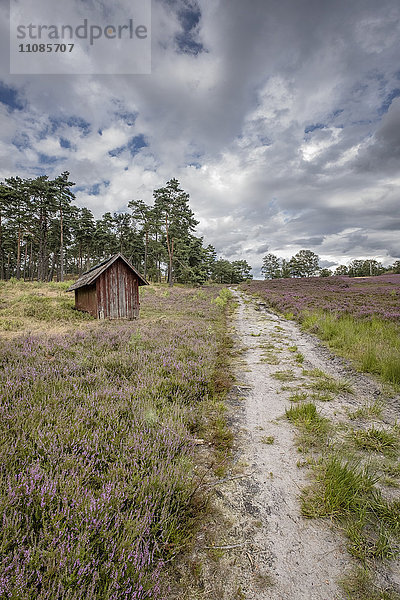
(215, 289, 351, 600)
(180, 289, 399, 599)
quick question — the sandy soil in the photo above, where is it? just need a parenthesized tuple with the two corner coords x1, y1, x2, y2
(218, 290, 351, 599)
(173, 289, 399, 600)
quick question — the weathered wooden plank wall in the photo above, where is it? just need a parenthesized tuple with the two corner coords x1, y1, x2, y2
(75, 284, 97, 317)
(97, 258, 139, 319)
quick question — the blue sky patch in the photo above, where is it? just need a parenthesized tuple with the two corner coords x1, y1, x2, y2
(378, 88, 400, 115)
(88, 183, 101, 195)
(114, 110, 138, 126)
(175, 3, 204, 54)
(304, 123, 325, 134)
(38, 153, 60, 165)
(50, 116, 91, 135)
(60, 137, 71, 149)
(109, 134, 147, 157)
(13, 132, 31, 150)
(0, 82, 24, 111)
(85, 181, 110, 195)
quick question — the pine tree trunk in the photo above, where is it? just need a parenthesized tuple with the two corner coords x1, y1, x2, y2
(144, 230, 148, 279)
(16, 227, 22, 280)
(23, 243, 28, 281)
(165, 215, 174, 286)
(79, 244, 82, 273)
(48, 253, 56, 282)
(38, 208, 48, 281)
(169, 238, 174, 286)
(0, 213, 4, 280)
(29, 240, 33, 281)
(60, 205, 64, 282)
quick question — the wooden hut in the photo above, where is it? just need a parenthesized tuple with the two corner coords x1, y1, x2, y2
(66, 253, 148, 319)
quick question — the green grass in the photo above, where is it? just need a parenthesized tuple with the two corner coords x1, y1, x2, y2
(259, 342, 279, 351)
(310, 391, 334, 402)
(310, 378, 353, 394)
(302, 367, 326, 378)
(301, 456, 400, 561)
(259, 351, 280, 364)
(301, 312, 400, 387)
(347, 400, 383, 420)
(285, 402, 329, 450)
(301, 456, 377, 518)
(351, 427, 398, 454)
(288, 391, 308, 403)
(341, 567, 400, 600)
(288, 347, 304, 363)
(260, 435, 275, 445)
(306, 370, 354, 395)
(346, 519, 398, 560)
(0, 281, 92, 331)
(382, 460, 400, 480)
(286, 402, 319, 423)
(271, 369, 296, 382)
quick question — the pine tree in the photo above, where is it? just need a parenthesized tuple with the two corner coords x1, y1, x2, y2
(261, 253, 281, 279)
(52, 172, 76, 281)
(153, 179, 198, 286)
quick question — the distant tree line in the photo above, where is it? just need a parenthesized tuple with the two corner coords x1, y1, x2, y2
(262, 250, 400, 279)
(0, 174, 252, 285)
(334, 259, 400, 277)
(261, 250, 320, 279)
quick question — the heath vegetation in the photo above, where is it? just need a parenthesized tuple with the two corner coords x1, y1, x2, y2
(0, 282, 233, 599)
(242, 275, 400, 386)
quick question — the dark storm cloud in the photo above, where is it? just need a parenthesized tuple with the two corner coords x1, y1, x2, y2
(252, 243, 270, 255)
(353, 98, 400, 173)
(1, 0, 400, 272)
(319, 260, 336, 268)
(293, 237, 325, 247)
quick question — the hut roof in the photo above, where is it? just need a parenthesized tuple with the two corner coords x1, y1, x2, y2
(66, 253, 149, 291)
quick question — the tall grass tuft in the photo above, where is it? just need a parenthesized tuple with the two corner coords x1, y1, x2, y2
(341, 566, 400, 600)
(301, 456, 377, 518)
(302, 456, 400, 561)
(302, 313, 400, 387)
(352, 427, 398, 455)
(285, 402, 329, 450)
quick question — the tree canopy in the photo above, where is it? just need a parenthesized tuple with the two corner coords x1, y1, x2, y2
(0, 174, 253, 285)
(261, 251, 394, 279)
(261, 250, 320, 279)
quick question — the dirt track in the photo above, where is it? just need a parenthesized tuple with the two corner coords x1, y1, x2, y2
(220, 290, 351, 599)
(178, 290, 400, 599)
(183, 288, 400, 600)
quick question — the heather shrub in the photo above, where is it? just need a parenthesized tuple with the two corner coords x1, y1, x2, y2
(242, 277, 400, 385)
(0, 285, 226, 598)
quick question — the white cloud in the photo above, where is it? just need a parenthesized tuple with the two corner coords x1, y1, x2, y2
(0, 0, 400, 274)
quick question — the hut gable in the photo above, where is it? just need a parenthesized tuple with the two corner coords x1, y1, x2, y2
(66, 253, 148, 319)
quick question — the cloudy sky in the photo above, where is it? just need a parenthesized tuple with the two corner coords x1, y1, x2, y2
(1, 0, 400, 276)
